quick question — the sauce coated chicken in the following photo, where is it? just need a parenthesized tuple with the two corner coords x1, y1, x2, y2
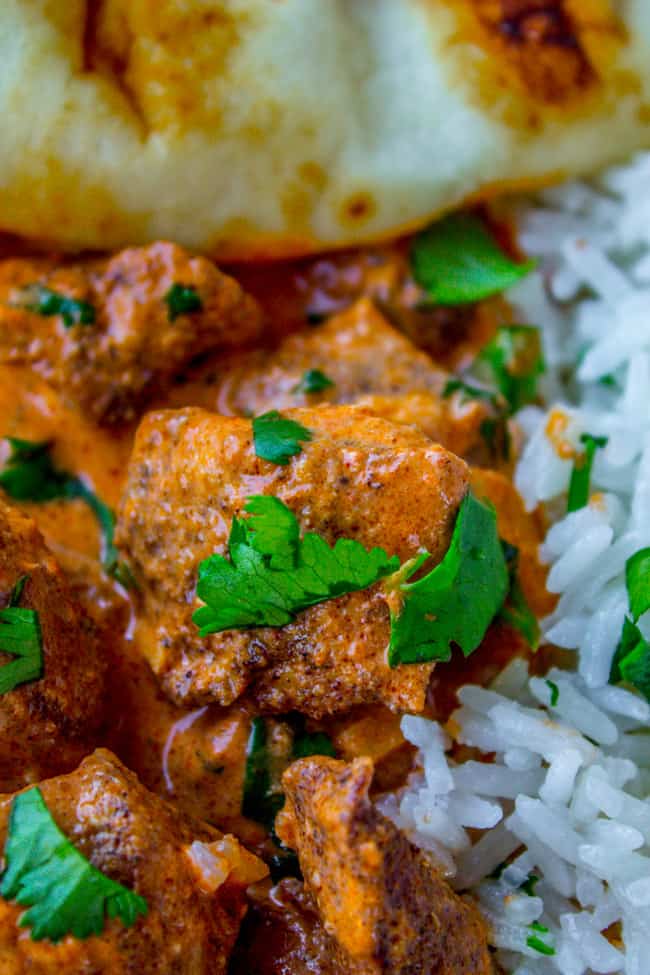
(117, 405, 468, 716)
(276, 756, 492, 974)
(0, 749, 266, 974)
(0, 236, 549, 972)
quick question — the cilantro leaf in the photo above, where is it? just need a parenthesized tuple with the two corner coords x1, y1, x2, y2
(545, 680, 559, 707)
(476, 325, 545, 413)
(520, 873, 540, 897)
(193, 496, 399, 635)
(0, 577, 43, 695)
(164, 283, 203, 322)
(388, 492, 508, 666)
(252, 411, 313, 466)
(611, 617, 650, 701)
(442, 378, 500, 407)
(292, 369, 335, 395)
(0, 438, 135, 588)
(411, 213, 536, 306)
(498, 542, 540, 650)
(0, 439, 71, 502)
(15, 285, 95, 329)
(243, 716, 335, 830)
(626, 548, 650, 622)
(567, 433, 608, 513)
(292, 730, 336, 760)
(1, 786, 147, 941)
(242, 717, 286, 830)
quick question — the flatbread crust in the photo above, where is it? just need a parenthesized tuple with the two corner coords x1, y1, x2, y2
(1, 0, 649, 258)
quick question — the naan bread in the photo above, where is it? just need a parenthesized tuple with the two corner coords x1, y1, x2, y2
(1, 0, 650, 259)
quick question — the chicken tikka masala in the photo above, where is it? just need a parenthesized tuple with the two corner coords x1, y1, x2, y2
(0, 225, 551, 973)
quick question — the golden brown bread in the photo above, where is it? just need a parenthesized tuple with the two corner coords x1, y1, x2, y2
(1, 1, 649, 257)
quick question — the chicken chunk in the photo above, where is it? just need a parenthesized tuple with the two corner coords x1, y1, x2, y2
(210, 299, 489, 458)
(0, 500, 105, 790)
(0, 242, 263, 424)
(277, 757, 492, 975)
(117, 405, 469, 717)
(0, 749, 267, 974)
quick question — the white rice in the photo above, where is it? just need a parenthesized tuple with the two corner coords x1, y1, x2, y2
(385, 155, 650, 974)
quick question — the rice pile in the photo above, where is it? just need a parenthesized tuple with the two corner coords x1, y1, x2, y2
(384, 155, 650, 974)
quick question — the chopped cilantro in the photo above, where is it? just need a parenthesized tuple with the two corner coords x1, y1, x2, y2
(388, 492, 508, 666)
(1, 786, 147, 941)
(16, 285, 95, 329)
(242, 717, 285, 830)
(545, 680, 560, 707)
(442, 378, 500, 407)
(520, 873, 540, 896)
(0, 438, 135, 588)
(476, 325, 545, 413)
(292, 730, 336, 760)
(526, 922, 555, 956)
(0, 576, 43, 695)
(498, 541, 540, 650)
(0, 439, 71, 502)
(194, 492, 507, 670)
(567, 433, 608, 513)
(292, 369, 335, 395)
(611, 617, 650, 701)
(252, 411, 313, 466)
(242, 716, 335, 830)
(626, 547, 650, 622)
(193, 496, 399, 635)
(164, 283, 203, 322)
(411, 213, 535, 306)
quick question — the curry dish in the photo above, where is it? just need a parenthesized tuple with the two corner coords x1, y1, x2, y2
(0, 229, 555, 972)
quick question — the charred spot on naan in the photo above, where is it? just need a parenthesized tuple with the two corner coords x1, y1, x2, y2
(81, 0, 250, 133)
(447, 0, 628, 120)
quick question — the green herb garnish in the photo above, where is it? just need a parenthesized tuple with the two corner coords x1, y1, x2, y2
(252, 411, 313, 466)
(242, 716, 335, 830)
(545, 680, 559, 707)
(567, 433, 608, 513)
(194, 492, 507, 669)
(193, 496, 399, 634)
(626, 548, 650, 623)
(242, 717, 285, 830)
(164, 283, 203, 322)
(609, 549, 650, 700)
(0, 438, 134, 587)
(498, 542, 540, 650)
(292, 731, 336, 760)
(387, 492, 508, 665)
(611, 617, 650, 701)
(411, 213, 535, 306)
(0, 576, 43, 695)
(476, 325, 545, 413)
(526, 922, 555, 956)
(16, 285, 95, 329)
(292, 369, 335, 395)
(520, 873, 540, 896)
(442, 378, 500, 407)
(1, 786, 147, 941)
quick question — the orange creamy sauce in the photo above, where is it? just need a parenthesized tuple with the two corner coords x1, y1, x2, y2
(0, 240, 548, 838)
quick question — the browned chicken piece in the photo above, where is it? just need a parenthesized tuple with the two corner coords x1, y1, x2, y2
(210, 299, 489, 458)
(277, 757, 492, 975)
(0, 242, 263, 424)
(117, 405, 469, 718)
(0, 499, 105, 791)
(231, 878, 341, 975)
(0, 749, 267, 974)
